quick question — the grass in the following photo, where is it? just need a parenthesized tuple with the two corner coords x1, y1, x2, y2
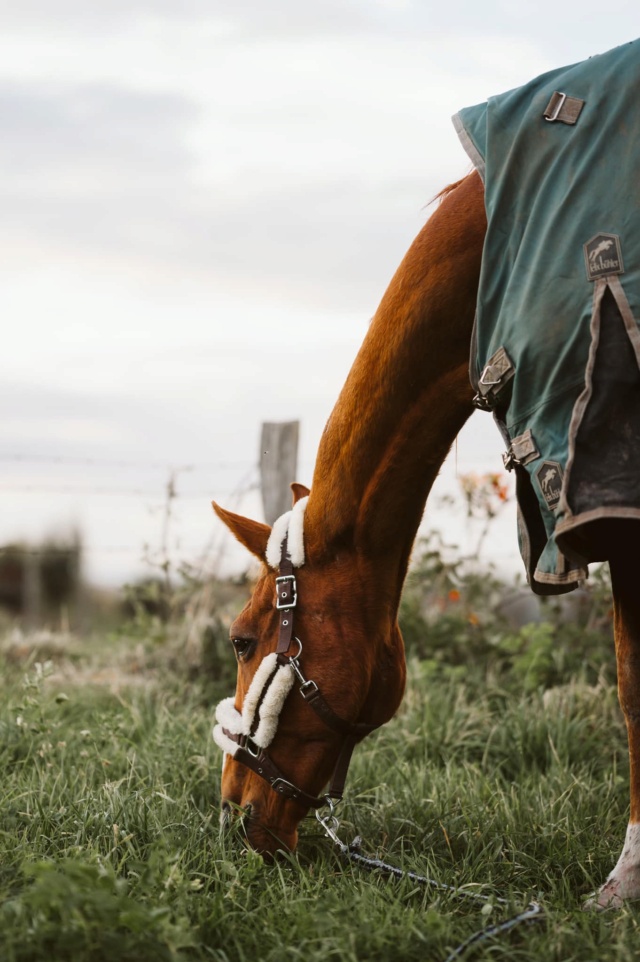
(0, 603, 639, 961)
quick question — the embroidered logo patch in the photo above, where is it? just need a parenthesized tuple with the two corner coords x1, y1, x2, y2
(535, 460, 564, 510)
(584, 233, 624, 281)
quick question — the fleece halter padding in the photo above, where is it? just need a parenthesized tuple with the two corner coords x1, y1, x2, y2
(265, 496, 308, 569)
(213, 499, 382, 808)
(213, 501, 307, 758)
(213, 652, 295, 757)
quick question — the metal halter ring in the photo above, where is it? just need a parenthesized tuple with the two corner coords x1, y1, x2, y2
(315, 794, 340, 834)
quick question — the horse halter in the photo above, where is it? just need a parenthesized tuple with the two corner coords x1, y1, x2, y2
(213, 525, 379, 811)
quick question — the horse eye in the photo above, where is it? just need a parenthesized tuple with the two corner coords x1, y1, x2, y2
(231, 637, 254, 660)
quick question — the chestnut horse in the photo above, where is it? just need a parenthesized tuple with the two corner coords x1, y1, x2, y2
(213, 170, 640, 909)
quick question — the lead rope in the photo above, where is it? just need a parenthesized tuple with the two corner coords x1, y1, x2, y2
(316, 803, 543, 962)
(266, 509, 542, 955)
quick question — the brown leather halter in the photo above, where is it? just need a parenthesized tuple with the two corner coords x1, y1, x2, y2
(220, 533, 379, 810)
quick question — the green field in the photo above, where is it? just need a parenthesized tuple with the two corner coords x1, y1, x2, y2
(1, 560, 639, 962)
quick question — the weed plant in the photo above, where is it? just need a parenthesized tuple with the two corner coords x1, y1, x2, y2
(0, 545, 637, 961)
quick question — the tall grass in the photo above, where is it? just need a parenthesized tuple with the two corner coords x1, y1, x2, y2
(0, 558, 638, 961)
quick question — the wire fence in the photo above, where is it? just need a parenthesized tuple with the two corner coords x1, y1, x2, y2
(0, 448, 517, 588)
(0, 452, 265, 583)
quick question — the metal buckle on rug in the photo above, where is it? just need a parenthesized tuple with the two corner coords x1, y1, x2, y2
(503, 429, 540, 471)
(502, 450, 519, 471)
(474, 346, 515, 411)
(544, 91, 567, 122)
(543, 90, 585, 125)
(473, 392, 493, 412)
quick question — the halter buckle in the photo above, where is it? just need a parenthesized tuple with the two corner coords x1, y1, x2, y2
(276, 574, 297, 609)
(271, 777, 301, 800)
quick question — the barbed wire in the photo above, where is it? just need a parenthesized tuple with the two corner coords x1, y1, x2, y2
(0, 483, 256, 499)
(0, 460, 263, 574)
(0, 453, 252, 471)
(0, 544, 215, 556)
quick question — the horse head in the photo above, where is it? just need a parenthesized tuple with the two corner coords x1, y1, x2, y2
(212, 484, 406, 856)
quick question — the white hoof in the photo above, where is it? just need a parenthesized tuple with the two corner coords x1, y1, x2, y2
(584, 880, 626, 911)
(584, 823, 640, 910)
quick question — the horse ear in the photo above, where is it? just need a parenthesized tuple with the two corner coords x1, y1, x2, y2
(212, 502, 271, 561)
(290, 483, 310, 505)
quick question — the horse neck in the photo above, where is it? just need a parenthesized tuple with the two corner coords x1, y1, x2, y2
(304, 173, 485, 604)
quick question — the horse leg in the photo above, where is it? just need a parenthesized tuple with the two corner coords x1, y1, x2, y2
(587, 554, 640, 908)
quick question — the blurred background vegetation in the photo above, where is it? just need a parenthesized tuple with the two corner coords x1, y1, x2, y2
(0, 470, 618, 699)
(0, 471, 629, 962)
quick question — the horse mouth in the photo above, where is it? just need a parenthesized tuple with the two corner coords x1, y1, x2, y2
(244, 814, 297, 856)
(221, 799, 297, 856)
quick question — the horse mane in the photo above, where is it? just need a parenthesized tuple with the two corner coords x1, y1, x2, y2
(430, 175, 472, 206)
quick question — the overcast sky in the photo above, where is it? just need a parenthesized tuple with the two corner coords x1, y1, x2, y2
(1, 3, 636, 587)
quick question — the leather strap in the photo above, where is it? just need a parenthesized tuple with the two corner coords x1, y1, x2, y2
(301, 684, 377, 738)
(227, 734, 329, 808)
(227, 731, 361, 808)
(276, 547, 296, 654)
(225, 529, 380, 810)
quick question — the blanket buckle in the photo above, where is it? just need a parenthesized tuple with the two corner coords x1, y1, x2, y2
(543, 90, 585, 125)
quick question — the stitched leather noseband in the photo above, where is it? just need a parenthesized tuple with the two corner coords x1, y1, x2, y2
(220, 534, 378, 809)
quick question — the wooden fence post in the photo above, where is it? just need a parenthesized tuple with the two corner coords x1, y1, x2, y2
(259, 421, 299, 525)
(23, 550, 41, 630)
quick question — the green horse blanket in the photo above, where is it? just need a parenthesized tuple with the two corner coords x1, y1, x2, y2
(454, 39, 640, 594)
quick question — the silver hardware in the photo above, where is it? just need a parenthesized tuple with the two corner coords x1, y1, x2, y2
(479, 366, 502, 386)
(271, 777, 299, 797)
(289, 656, 306, 685)
(288, 638, 307, 685)
(300, 679, 319, 699)
(315, 795, 341, 836)
(475, 346, 515, 409)
(545, 91, 566, 122)
(502, 450, 519, 471)
(509, 428, 539, 467)
(276, 574, 297, 609)
(472, 393, 493, 412)
(323, 795, 338, 817)
(285, 637, 320, 700)
(543, 90, 585, 125)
